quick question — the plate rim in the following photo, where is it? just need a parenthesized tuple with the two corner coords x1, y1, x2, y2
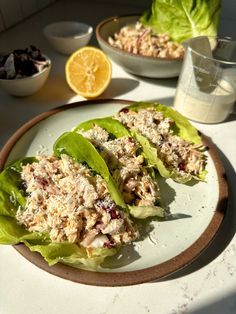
(0, 99, 228, 286)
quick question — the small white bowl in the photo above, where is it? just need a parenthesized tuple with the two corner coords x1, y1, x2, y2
(43, 21, 93, 55)
(0, 55, 51, 97)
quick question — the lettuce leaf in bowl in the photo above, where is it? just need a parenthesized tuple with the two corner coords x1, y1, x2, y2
(141, 0, 221, 43)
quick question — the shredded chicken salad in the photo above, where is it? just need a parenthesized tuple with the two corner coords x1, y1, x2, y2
(0, 102, 209, 270)
(115, 108, 207, 179)
(16, 154, 138, 249)
(108, 21, 184, 59)
(80, 125, 160, 207)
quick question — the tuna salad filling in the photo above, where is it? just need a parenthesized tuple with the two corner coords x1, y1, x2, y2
(79, 125, 160, 207)
(16, 154, 138, 249)
(108, 21, 184, 59)
(115, 108, 207, 179)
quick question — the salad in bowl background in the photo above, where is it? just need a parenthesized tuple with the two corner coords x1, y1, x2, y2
(96, 0, 221, 78)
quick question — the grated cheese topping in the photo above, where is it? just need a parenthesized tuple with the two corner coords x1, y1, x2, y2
(16, 154, 138, 248)
(115, 108, 207, 178)
(80, 125, 160, 206)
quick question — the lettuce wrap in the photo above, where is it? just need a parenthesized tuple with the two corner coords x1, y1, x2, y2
(0, 133, 139, 270)
(115, 102, 207, 183)
(75, 117, 165, 219)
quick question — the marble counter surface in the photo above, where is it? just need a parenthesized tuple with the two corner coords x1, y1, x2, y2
(0, 1, 235, 313)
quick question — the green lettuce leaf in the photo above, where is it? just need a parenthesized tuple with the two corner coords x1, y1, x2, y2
(0, 157, 37, 208)
(127, 102, 201, 144)
(131, 130, 171, 179)
(76, 118, 165, 219)
(118, 102, 206, 183)
(140, 0, 221, 43)
(75, 117, 130, 138)
(0, 215, 48, 244)
(128, 205, 165, 219)
(25, 241, 117, 270)
(0, 154, 119, 269)
(0, 190, 18, 217)
(0, 158, 50, 244)
(53, 131, 127, 210)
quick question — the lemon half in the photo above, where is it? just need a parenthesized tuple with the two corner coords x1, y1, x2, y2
(65, 46, 112, 99)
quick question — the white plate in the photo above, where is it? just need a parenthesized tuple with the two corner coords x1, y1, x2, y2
(0, 99, 228, 286)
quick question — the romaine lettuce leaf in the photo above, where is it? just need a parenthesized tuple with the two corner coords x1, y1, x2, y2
(141, 0, 221, 43)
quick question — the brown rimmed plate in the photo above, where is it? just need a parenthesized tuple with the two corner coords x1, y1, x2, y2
(0, 99, 228, 286)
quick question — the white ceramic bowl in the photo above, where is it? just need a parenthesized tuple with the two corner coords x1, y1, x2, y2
(96, 15, 183, 78)
(0, 55, 51, 97)
(43, 21, 93, 55)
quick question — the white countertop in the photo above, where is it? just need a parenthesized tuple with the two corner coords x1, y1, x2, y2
(0, 1, 236, 313)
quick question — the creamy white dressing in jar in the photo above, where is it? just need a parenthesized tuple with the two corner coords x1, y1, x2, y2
(174, 36, 236, 124)
(174, 79, 236, 123)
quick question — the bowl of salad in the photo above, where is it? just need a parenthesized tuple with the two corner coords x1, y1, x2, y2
(96, 1, 221, 78)
(96, 15, 184, 78)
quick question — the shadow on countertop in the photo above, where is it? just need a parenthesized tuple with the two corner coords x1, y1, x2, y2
(190, 290, 236, 314)
(102, 77, 140, 98)
(130, 75, 178, 88)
